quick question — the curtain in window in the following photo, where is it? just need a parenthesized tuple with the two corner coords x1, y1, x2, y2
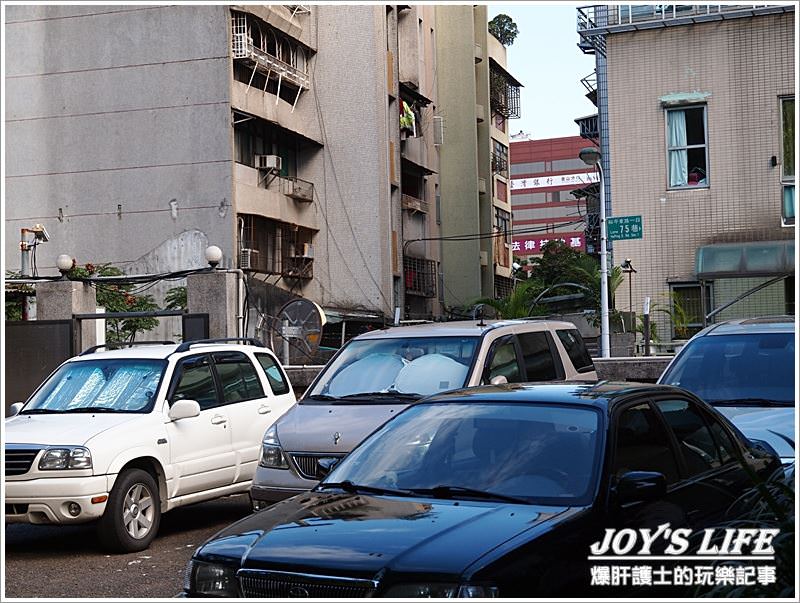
(668, 110, 688, 187)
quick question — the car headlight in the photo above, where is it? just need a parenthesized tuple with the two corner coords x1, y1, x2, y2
(259, 424, 288, 469)
(38, 447, 93, 470)
(184, 559, 239, 597)
(382, 583, 499, 598)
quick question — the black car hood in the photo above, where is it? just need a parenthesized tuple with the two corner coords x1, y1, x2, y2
(197, 492, 574, 578)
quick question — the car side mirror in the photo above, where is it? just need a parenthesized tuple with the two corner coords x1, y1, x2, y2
(490, 375, 508, 385)
(168, 399, 201, 421)
(616, 471, 666, 505)
(7, 402, 24, 417)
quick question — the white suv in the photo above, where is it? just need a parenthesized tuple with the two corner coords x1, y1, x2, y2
(4, 339, 296, 552)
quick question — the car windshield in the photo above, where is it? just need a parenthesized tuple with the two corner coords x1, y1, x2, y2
(324, 402, 602, 505)
(305, 336, 479, 401)
(661, 332, 794, 405)
(22, 359, 167, 413)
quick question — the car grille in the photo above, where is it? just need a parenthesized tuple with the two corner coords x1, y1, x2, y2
(290, 453, 344, 480)
(238, 569, 376, 598)
(5, 448, 41, 476)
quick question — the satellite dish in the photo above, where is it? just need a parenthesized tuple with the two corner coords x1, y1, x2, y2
(271, 299, 327, 364)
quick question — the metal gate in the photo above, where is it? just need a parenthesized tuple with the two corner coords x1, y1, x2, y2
(5, 320, 73, 413)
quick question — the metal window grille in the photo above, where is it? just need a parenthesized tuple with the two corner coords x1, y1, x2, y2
(240, 214, 314, 279)
(490, 67, 521, 119)
(491, 151, 509, 178)
(494, 275, 514, 299)
(403, 256, 437, 298)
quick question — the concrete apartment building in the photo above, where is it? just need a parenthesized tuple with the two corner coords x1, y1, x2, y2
(577, 4, 795, 342)
(435, 4, 522, 309)
(5, 4, 446, 336)
(509, 136, 599, 267)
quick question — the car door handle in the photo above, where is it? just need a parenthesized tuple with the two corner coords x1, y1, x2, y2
(211, 415, 227, 425)
(258, 405, 272, 415)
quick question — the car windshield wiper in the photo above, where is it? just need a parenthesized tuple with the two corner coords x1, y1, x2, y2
(316, 480, 415, 497)
(337, 391, 421, 400)
(410, 485, 530, 505)
(20, 408, 62, 414)
(710, 398, 793, 407)
(65, 407, 128, 413)
(304, 394, 340, 402)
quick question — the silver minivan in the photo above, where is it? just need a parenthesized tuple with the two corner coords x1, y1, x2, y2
(250, 319, 597, 508)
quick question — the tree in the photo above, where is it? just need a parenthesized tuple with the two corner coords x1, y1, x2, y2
(68, 263, 159, 343)
(488, 14, 519, 47)
(473, 279, 545, 319)
(164, 286, 187, 310)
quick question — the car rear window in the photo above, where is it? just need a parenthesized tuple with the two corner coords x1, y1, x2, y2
(660, 332, 794, 404)
(556, 329, 595, 373)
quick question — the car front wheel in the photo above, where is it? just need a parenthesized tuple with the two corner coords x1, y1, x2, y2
(98, 468, 161, 553)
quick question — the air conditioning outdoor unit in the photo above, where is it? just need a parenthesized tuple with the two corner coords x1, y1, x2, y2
(255, 154, 282, 171)
(239, 248, 258, 270)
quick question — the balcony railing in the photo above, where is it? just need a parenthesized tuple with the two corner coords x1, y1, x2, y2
(403, 256, 437, 298)
(575, 114, 599, 141)
(401, 193, 429, 214)
(490, 67, 521, 120)
(577, 4, 793, 56)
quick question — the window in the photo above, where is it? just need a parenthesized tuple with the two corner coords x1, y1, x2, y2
(172, 355, 219, 411)
(654, 399, 719, 476)
(781, 97, 795, 226)
(614, 403, 680, 484)
(485, 339, 523, 384)
(256, 353, 291, 396)
(667, 106, 708, 188)
(556, 329, 594, 372)
(517, 332, 557, 380)
(234, 117, 298, 177)
(492, 140, 509, 178)
(494, 207, 511, 243)
(212, 352, 265, 403)
(669, 282, 713, 339)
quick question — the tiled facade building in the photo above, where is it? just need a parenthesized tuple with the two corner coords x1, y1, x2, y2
(577, 4, 795, 342)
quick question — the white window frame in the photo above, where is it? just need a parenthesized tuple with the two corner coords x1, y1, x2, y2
(665, 105, 709, 190)
(780, 96, 795, 227)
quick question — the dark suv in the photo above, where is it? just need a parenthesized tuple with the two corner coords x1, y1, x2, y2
(658, 316, 795, 463)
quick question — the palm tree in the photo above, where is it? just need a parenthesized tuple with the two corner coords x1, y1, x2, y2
(473, 279, 543, 319)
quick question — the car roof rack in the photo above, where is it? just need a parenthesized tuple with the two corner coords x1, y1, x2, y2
(173, 337, 265, 354)
(79, 341, 177, 356)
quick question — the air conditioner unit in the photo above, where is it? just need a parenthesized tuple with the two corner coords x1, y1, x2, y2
(239, 248, 258, 270)
(255, 154, 282, 171)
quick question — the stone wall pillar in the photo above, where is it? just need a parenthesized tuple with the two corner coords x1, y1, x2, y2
(36, 280, 97, 352)
(186, 271, 239, 339)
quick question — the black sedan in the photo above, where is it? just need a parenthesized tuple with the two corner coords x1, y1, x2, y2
(181, 382, 780, 598)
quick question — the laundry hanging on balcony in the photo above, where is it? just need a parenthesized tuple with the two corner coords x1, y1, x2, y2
(400, 100, 416, 138)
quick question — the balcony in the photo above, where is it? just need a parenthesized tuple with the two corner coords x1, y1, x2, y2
(489, 61, 521, 120)
(403, 256, 437, 298)
(577, 4, 794, 56)
(580, 71, 597, 107)
(239, 214, 315, 280)
(231, 12, 311, 93)
(401, 193, 429, 214)
(281, 176, 314, 202)
(575, 113, 599, 141)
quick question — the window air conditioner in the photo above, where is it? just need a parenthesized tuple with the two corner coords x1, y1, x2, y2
(239, 248, 258, 270)
(255, 155, 282, 171)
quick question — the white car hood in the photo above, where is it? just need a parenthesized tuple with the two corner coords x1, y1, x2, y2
(714, 406, 796, 461)
(4, 413, 139, 447)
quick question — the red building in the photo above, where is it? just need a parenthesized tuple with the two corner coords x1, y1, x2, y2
(509, 136, 598, 259)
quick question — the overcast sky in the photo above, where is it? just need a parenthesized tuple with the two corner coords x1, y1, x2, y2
(488, 2, 598, 140)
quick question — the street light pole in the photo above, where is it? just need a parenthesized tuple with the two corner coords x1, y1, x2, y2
(579, 147, 610, 358)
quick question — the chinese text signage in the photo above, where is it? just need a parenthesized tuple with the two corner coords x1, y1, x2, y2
(511, 172, 599, 191)
(607, 215, 643, 241)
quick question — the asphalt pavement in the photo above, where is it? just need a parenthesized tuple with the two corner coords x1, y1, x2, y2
(4, 493, 252, 599)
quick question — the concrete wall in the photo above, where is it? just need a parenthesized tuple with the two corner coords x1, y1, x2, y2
(435, 5, 482, 309)
(5, 5, 235, 276)
(605, 13, 795, 339)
